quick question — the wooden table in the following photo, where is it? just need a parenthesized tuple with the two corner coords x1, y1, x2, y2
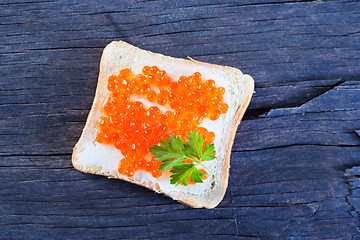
(1, 0, 359, 239)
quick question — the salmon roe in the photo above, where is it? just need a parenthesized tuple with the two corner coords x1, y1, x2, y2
(96, 66, 228, 179)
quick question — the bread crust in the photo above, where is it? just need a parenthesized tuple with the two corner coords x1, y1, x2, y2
(72, 41, 254, 208)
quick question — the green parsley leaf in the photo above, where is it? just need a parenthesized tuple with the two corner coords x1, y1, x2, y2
(202, 143, 216, 161)
(149, 131, 217, 186)
(149, 137, 187, 172)
(170, 163, 205, 186)
(185, 130, 204, 159)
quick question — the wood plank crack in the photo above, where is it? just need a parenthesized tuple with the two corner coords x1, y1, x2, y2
(232, 144, 360, 153)
(295, 80, 346, 109)
(345, 168, 360, 233)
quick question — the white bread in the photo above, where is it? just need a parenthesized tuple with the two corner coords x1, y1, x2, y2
(72, 41, 254, 208)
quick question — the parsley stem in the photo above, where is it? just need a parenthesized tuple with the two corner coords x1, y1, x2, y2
(192, 158, 218, 179)
(198, 162, 218, 179)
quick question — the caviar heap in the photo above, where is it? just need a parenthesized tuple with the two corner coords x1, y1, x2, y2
(96, 66, 229, 179)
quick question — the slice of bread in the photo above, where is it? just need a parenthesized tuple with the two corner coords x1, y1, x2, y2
(72, 41, 254, 208)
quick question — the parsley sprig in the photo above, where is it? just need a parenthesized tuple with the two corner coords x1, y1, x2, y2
(149, 131, 217, 186)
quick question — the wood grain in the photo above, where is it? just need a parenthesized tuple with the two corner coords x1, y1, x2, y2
(1, 0, 359, 239)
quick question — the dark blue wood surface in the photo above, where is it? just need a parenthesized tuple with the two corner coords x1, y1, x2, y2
(1, 0, 359, 239)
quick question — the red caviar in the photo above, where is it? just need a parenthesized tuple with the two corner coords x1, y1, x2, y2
(96, 66, 228, 179)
